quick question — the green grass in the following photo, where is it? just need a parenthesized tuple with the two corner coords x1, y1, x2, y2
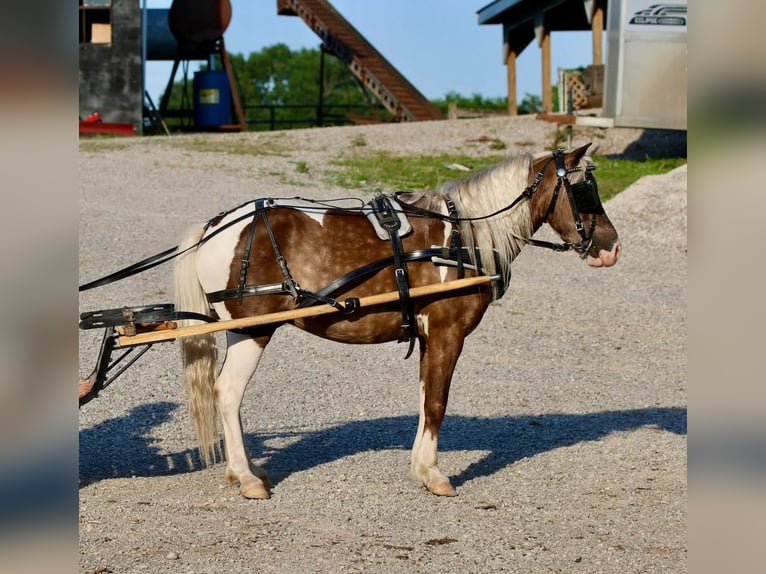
(329, 150, 686, 200)
(330, 152, 506, 192)
(589, 155, 687, 201)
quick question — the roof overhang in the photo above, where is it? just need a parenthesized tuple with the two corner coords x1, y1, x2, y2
(477, 0, 597, 32)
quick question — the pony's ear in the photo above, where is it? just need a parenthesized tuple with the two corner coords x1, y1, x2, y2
(568, 142, 592, 166)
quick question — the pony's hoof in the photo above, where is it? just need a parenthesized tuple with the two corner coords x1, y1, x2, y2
(250, 467, 273, 490)
(257, 474, 273, 491)
(239, 480, 270, 500)
(426, 479, 458, 497)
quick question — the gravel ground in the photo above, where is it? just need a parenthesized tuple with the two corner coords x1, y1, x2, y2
(79, 115, 687, 574)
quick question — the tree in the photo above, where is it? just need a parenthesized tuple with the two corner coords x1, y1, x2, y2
(159, 43, 384, 131)
(518, 93, 542, 114)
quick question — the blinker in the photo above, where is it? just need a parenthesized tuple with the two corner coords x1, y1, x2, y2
(570, 174, 604, 214)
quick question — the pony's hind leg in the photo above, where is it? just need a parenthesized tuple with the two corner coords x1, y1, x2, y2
(216, 331, 272, 499)
(411, 329, 465, 496)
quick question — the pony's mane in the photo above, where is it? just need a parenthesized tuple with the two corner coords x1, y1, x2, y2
(438, 153, 534, 285)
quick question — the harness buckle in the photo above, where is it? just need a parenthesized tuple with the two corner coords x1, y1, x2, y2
(343, 297, 360, 314)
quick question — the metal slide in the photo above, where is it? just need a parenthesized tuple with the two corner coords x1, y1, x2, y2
(277, 0, 444, 122)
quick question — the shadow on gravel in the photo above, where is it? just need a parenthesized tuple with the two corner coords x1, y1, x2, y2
(80, 404, 686, 489)
(79, 401, 200, 487)
(598, 128, 687, 160)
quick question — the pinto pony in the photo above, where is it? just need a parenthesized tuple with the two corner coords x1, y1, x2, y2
(174, 144, 621, 499)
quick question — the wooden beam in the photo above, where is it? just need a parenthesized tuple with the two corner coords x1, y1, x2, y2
(117, 275, 495, 346)
(506, 49, 518, 115)
(592, 5, 604, 66)
(541, 31, 552, 113)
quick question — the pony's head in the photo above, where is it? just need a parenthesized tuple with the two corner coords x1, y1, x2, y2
(529, 144, 621, 267)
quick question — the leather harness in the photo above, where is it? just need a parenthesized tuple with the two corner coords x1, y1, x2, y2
(369, 193, 417, 358)
(80, 151, 603, 355)
(204, 193, 477, 359)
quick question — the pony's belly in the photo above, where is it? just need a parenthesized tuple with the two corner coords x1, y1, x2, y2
(293, 310, 404, 344)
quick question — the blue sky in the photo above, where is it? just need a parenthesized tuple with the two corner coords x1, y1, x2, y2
(143, 0, 592, 104)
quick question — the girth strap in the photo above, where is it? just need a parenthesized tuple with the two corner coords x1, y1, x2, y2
(371, 194, 418, 358)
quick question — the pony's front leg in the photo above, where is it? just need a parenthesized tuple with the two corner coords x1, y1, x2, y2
(411, 330, 465, 496)
(216, 331, 272, 499)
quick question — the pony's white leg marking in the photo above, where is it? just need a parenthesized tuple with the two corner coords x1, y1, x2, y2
(416, 313, 429, 338)
(411, 378, 457, 496)
(411, 380, 427, 471)
(216, 332, 270, 499)
(440, 219, 451, 282)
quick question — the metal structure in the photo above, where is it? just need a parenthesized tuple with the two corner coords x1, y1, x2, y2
(154, 0, 247, 131)
(277, 0, 444, 122)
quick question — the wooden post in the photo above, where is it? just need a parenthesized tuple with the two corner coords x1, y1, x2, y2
(317, 46, 325, 127)
(592, 5, 604, 66)
(541, 31, 552, 113)
(219, 39, 247, 131)
(506, 49, 518, 116)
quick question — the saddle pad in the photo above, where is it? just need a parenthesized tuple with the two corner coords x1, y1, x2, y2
(362, 197, 413, 241)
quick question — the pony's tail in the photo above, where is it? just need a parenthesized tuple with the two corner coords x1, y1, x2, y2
(174, 226, 219, 467)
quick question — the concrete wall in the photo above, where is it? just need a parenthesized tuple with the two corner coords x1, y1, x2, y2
(79, 0, 142, 132)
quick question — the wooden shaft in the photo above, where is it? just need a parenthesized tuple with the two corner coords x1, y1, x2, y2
(118, 275, 494, 346)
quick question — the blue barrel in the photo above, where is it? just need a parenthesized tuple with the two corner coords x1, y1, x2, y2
(193, 70, 231, 128)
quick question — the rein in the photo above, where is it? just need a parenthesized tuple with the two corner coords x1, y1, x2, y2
(79, 246, 180, 292)
(78, 150, 601, 294)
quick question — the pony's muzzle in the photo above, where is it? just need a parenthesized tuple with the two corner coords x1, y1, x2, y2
(586, 240, 621, 267)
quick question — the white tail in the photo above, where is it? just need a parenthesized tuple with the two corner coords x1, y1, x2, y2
(174, 226, 220, 466)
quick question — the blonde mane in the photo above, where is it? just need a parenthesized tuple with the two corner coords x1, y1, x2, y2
(439, 154, 534, 286)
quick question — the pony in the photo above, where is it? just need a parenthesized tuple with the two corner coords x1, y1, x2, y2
(174, 143, 621, 499)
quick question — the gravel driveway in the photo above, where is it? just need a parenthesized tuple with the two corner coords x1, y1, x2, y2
(79, 116, 687, 573)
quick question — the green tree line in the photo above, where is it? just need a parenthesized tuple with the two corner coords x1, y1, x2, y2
(154, 43, 544, 132)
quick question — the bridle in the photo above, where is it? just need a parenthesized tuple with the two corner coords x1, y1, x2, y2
(394, 148, 606, 258)
(515, 149, 605, 258)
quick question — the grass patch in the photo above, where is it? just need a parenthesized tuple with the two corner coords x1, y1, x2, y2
(330, 151, 506, 192)
(350, 134, 367, 147)
(330, 150, 685, 201)
(590, 155, 686, 201)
